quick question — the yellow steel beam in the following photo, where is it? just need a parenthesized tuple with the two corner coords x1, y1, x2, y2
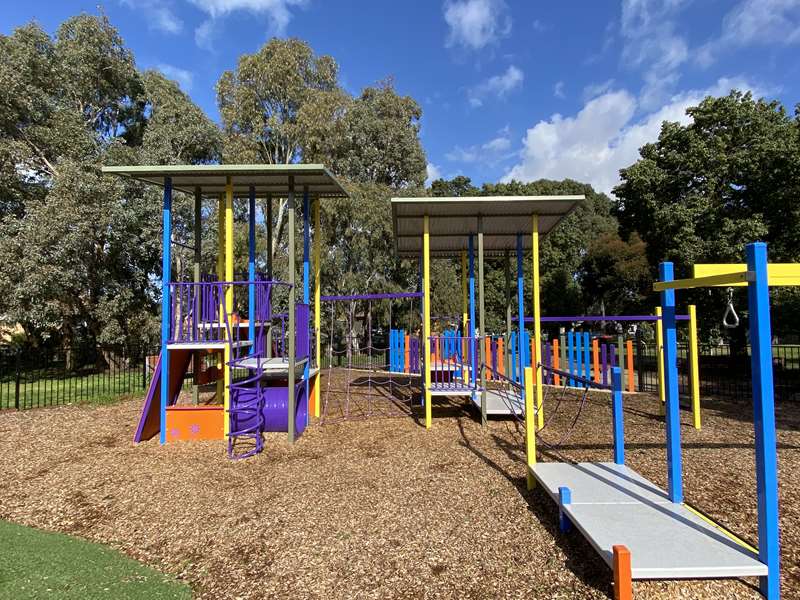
(693, 263, 800, 287)
(653, 271, 750, 292)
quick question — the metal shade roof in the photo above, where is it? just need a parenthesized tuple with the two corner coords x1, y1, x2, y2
(101, 164, 348, 198)
(391, 195, 584, 257)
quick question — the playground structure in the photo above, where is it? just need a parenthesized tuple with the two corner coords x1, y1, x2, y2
(391, 195, 585, 424)
(525, 243, 796, 600)
(98, 164, 789, 599)
(103, 164, 348, 457)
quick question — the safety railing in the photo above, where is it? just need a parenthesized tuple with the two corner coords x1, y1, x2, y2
(428, 334, 476, 391)
(168, 279, 283, 348)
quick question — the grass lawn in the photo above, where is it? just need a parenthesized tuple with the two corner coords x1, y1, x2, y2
(0, 370, 148, 410)
(0, 520, 191, 599)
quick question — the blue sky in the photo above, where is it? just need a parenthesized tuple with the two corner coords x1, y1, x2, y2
(3, 0, 800, 194)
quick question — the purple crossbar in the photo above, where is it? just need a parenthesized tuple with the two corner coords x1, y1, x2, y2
(514, 314, 690, 322)
(320, 292, 422, 302)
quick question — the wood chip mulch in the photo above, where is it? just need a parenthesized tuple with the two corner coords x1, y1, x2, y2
(1, 372, 799, 599)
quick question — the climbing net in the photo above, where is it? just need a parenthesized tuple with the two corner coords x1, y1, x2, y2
(483, 360, 603, 455)
(319, 296, 420, 424)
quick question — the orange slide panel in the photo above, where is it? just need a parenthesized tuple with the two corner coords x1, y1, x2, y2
(165, 405, 224, 442)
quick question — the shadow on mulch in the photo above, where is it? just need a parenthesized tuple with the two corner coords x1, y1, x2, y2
(455, 416, 614, 597)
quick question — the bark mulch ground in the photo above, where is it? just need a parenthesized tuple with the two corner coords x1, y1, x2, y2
(0, 371, 798, 599)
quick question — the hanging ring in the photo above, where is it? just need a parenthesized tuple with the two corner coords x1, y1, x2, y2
(722, 287, 740, 329)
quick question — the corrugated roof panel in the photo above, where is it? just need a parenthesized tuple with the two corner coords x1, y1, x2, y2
(391, 195, 583, 256)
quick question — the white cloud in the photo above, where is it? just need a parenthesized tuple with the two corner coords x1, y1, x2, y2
(553, 81, 565, 99)
(583, 79, 615, 101)
(467, 65, 523, 107)
(120, 0, 183, 34)
(697, 0, 800, 66)
(620, 0, 691, 109)
(157, 64, 194, 91)
(482, 135, 511, 153)
(446, 127, 513, 164)
(443, 0, 511, 50)
(188, 0, 307, 48)
(446, 146, 479, 162)
(502, 77, 761, 195)
(426, 163, 443, 185)
(195, 19, 215, 49)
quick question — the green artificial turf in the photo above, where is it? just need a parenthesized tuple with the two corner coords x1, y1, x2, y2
(0, 520, 191, 599)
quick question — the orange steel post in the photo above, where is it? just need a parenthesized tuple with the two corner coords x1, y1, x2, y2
(612, 545, 633, 600)
(404, 333, 410, 373)
(592, 338, 601, 383)
(552, 339, 560, 385)
(497, 338, 505, 376)
(626, 339, 634, 392)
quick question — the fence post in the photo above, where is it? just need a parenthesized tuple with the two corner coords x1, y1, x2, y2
(688, 305, 701, 430)
(14, 349, 21, 410)
(635, 329, 645, 393)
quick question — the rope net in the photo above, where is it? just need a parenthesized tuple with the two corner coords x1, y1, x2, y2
(481, 359, 606, 455)
(319, 297, 420, 424)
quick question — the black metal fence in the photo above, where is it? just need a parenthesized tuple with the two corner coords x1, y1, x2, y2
(0, 345, 158, 410)
(635, 342, 800, 402)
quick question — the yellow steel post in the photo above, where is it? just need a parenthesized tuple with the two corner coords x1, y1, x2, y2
(216, 193, 225, 421)
(224, 178, 234, 436)
(524, 366, 537, 489)
(656, 306, 665, 409)
(688, 304, 701, 429)
(314, 198, 321, 418)
(423, 215, 432, 428)
(532, 214, 543, 429)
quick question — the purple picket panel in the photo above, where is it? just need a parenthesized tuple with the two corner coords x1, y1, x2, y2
(295, 303, 310, 361)
(409, 337, 420, 373)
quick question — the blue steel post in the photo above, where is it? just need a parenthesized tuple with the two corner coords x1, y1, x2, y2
(303, 189, 310, 422)
(567, 331, 575, 386)
(659, 261, 683, 503)
(575, 331, 583, 387)
(747, 242, 780, 599)
(469, 235, 477, 392)
(159, 177, 172, 445)
(583, 332, 591, 384)
(516, 234, 525, 397)
(612, 367, 624, 465)
(248, 186, 256, 355)
(558, 486, 572, 533)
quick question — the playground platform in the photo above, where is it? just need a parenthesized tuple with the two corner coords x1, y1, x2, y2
(530, 462, 767, 579)
(471, 389, 523, 415)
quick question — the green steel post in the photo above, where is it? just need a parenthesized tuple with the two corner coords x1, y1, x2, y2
(193, 186, 201, 405)
(478, 216, 487, 426)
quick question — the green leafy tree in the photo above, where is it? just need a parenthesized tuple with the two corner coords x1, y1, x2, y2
(217, 38, 338, 272)
(0, 16, 220, 351)
(614, 90, 800, 340)
(615, 91, 800, 266)
(430, 175, 478, 197)
(331, 81, 426, 188)
(480, 179, 618, 323)
(580, 233, 650, 317)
